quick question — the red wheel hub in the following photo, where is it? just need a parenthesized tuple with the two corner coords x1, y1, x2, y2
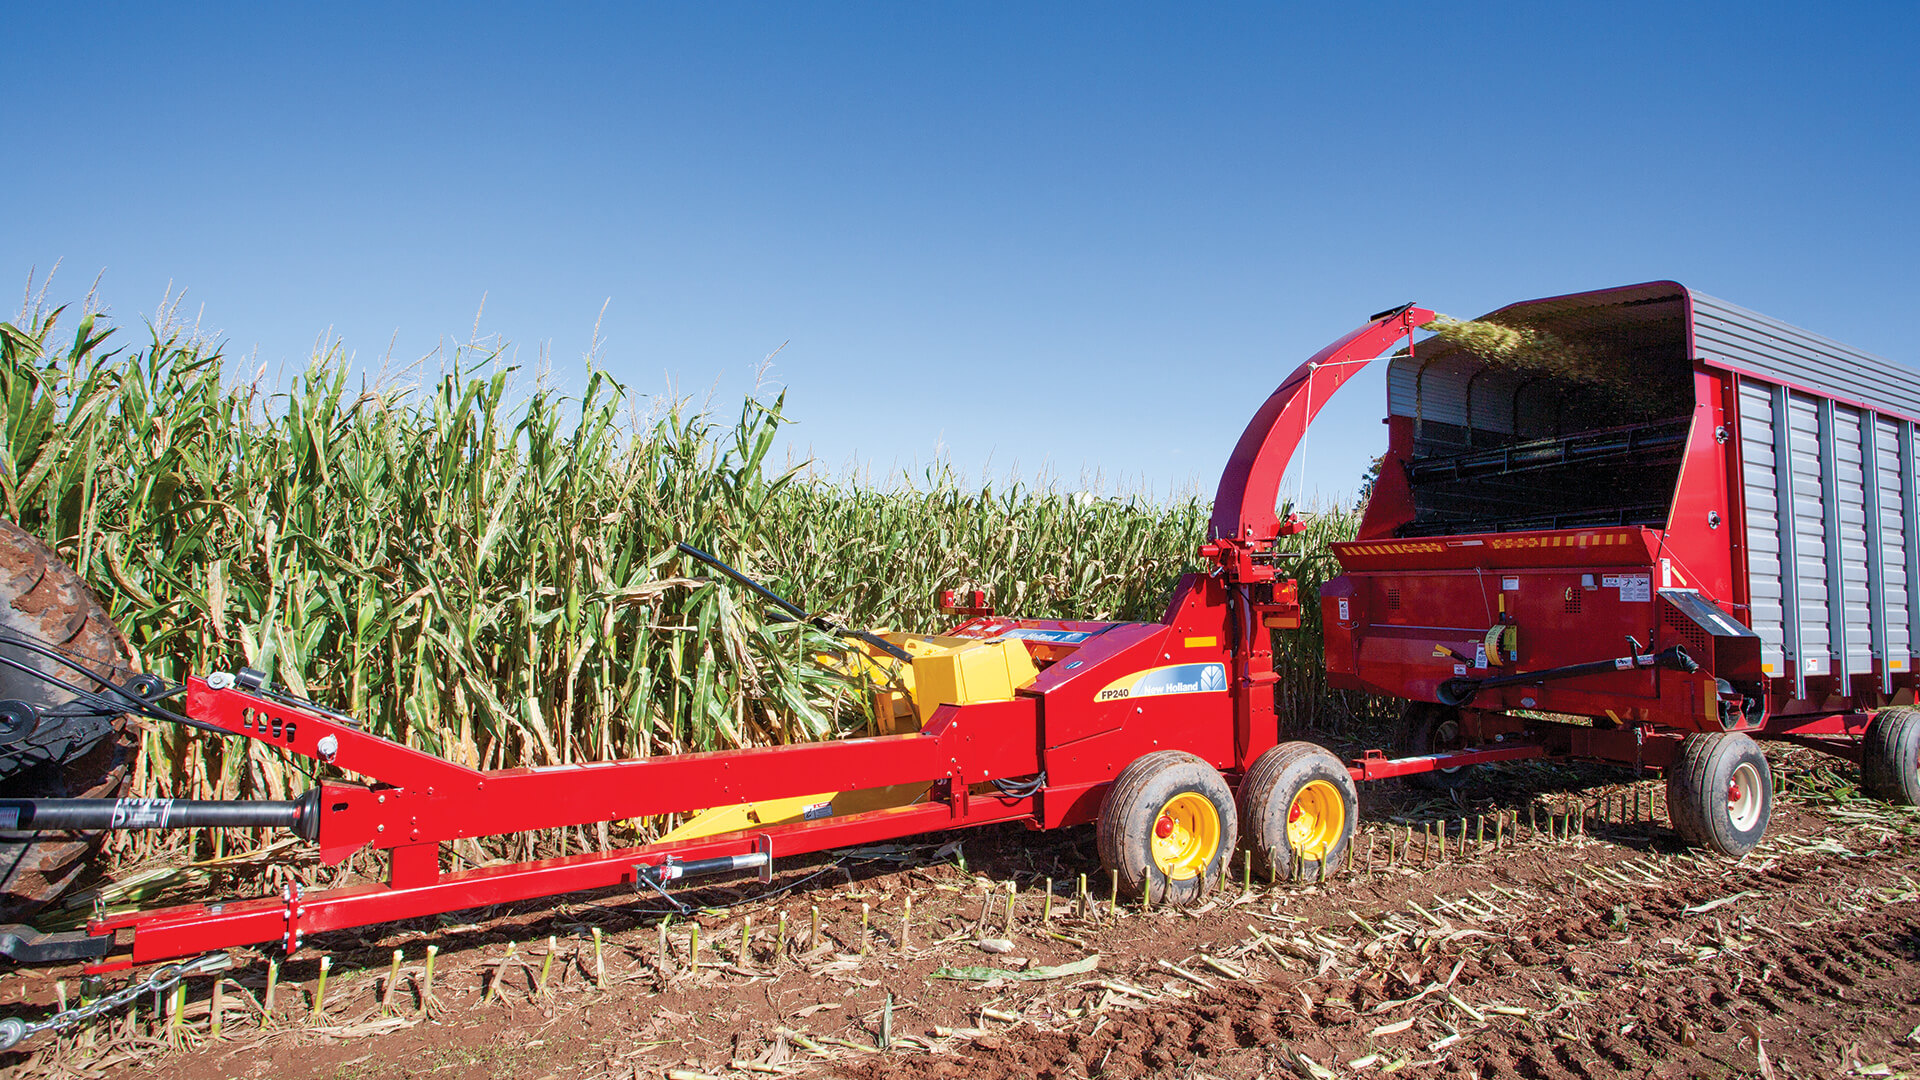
(1727, 779, 1742, 803)
(1154, 815, 1175, 839)
(1288, 803, 1303, 824)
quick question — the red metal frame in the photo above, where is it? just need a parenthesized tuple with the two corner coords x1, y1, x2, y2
(88, 682, 1045, 969)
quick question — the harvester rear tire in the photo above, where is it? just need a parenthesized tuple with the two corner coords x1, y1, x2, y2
(1237, 741, 1357, 883)
(1400, 702, 1472, 791)
(1096, 751, 1236, 907)
(1666, 731, 1771, 857)
(1863, 707, 1920, 806)
(0, 521, 137, 922)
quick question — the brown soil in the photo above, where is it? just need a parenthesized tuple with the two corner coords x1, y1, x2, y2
(3, 752, 1918, 1080)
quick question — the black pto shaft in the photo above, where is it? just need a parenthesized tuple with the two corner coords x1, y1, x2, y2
(0, 790, 321, 841)
(1438, 645, 1697, 707)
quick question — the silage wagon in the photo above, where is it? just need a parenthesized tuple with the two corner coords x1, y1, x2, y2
(0, 281, 1913, 1045)
(1321, 282, 1920, 854)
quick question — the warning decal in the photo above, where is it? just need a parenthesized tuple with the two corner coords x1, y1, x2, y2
(1601, 574, 1651, 602)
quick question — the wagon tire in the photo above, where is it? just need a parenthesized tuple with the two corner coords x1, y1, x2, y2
(1400, 702, 1473, 791)
(1237, 741, 1358, 883)
(0, 520, 138, 921)
(1096, 751, 1236, 906)
(1666, 731, 1771, 857)
(1863, 707, 1920, 806)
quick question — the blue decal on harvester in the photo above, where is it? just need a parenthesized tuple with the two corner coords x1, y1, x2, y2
(996, 628, 1095, 644)
(1095, 663, 1228, 702)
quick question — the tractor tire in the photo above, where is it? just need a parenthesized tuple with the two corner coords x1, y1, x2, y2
(1863, 707, 1920, 806)
(1096, 750, 1237, 907)
(1237, 741, 1358, 883)
(1666, 731, 1771, 857)
(0, 521, 137, 921)
(1400, 701, 1472, 791)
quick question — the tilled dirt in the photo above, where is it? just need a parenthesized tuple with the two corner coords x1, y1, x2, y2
(862, 833, 1920, 1080)
(4, 758, 1918, 1080)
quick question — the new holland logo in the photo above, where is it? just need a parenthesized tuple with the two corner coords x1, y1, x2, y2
(1095, 663, 1228, 702)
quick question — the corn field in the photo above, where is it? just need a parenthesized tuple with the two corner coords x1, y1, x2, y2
(0, 291, 1369, 866)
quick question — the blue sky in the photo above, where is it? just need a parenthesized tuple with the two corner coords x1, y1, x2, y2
(6, 3, 1915, 505)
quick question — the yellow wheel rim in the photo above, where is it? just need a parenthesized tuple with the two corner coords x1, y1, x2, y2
(1150, 792, 1221, 881)
(1286, 780, 1346, 861)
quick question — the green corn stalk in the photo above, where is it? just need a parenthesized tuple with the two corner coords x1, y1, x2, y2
(0, 286, 1371, 867)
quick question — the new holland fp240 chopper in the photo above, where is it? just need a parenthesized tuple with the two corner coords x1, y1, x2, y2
(1, 282, 1916, 1010)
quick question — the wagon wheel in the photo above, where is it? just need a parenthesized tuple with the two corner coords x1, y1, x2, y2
(1863, 707, 1920, 806)
(1096, 751, 1237, 906)
(1666, 731, 1771, 857)
(1399, 701, 1474, 791)
(0, 521, 138, 921)
(1237, 741, 1358, 883)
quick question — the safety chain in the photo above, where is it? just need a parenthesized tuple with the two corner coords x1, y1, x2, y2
(0, 952, 231, 1052)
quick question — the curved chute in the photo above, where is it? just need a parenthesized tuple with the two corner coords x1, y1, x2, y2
(1208, 304, 1433, 553)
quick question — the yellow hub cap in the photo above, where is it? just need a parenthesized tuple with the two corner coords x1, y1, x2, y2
(1150, 792, 1221, 881)
(1286, 780, 1346, 861)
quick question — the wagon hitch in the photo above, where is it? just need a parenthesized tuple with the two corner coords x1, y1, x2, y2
(0, 923, 113, 963)
(1437, 643, 1696, 707)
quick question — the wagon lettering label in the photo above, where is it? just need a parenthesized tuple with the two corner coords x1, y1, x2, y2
(1096, 663, 1228, 701)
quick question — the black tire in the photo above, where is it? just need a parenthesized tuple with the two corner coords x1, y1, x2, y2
(1863, 707, 1920, 806)
(0, 521, 137, 921)
(1238, 741, 1358, 883)
(1096, 750, 1237, 906)
(1400, 702, 1472, 791)
(1666, 732, 1771, 857)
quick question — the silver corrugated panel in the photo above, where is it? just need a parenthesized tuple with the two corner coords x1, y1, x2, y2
(1788, 391, 1832, 675)
(1386, 354, 1419, 419)
(1872, 416, 1908, 688)
(1692, 291, 1920, 421)
(1906, 423, 1920, 678)
(1386, 354, 1478, 432)
(1739, 380, 1788, 675)
(1830, 404, 1873, 675)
